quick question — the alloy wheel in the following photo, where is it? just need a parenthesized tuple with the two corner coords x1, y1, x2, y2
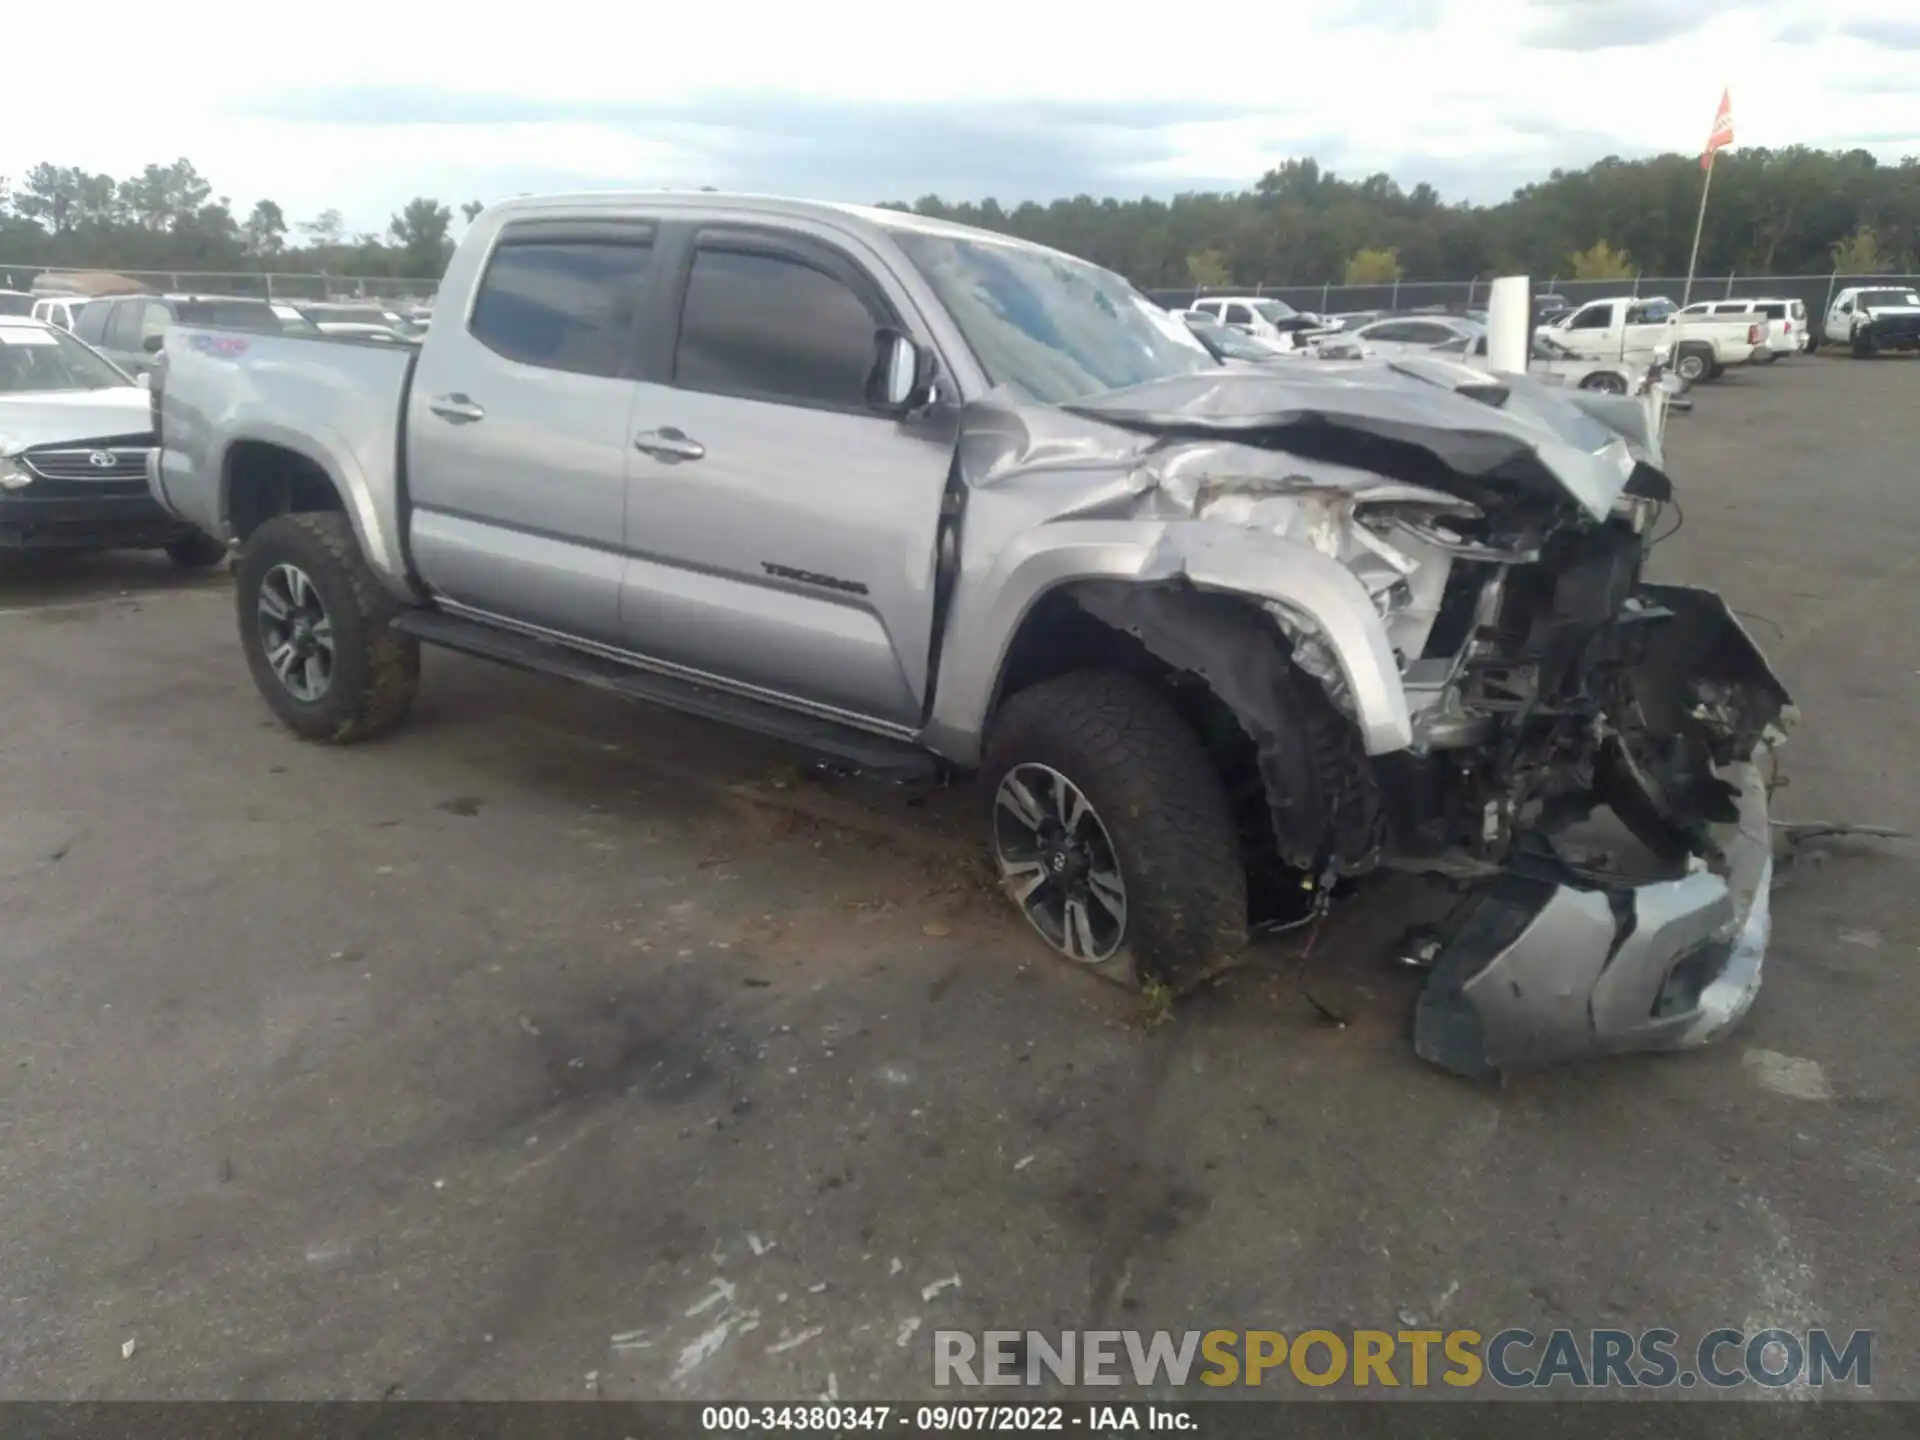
(992, 763, 1129, 964)
(256, 562, 335, 702)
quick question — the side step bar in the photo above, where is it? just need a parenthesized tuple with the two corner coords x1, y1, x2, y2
(392, 608, 940, 782)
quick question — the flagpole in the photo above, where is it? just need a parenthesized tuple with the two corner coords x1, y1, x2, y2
(1682, 147, 1716, 308)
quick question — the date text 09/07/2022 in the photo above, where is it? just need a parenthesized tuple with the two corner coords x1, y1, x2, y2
(701, 1404, 1192, 1432)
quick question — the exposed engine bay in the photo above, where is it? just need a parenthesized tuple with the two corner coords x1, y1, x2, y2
(955, 355, 1794, 1078)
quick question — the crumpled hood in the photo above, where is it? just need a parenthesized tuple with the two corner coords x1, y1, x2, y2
(1045, 357, 1646, 521)
(0, 388, 152, 454)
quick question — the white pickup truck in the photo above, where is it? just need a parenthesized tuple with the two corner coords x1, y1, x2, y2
(1824, 286, 1920, 357)
(1536, 296, 1765, 383)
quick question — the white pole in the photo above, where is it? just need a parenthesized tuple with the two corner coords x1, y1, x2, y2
(1682, 148, 1717, 307)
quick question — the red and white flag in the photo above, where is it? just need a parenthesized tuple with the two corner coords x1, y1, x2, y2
(1702, 88, 1734, 169)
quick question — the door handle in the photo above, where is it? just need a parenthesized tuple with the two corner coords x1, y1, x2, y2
(633, 427, 706, 462)
(428, 393, 486, 424)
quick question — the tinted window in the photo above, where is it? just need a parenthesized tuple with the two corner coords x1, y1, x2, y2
(73, 300, 112, 344)
(0, 293, 32, 317)
(1363, 322, 1417, 342)
(1757, 303, 1785, 319)
(673, 241, 881, 409)
(471, 237, 653, 377)
(1406, 322, 1459, 345)
(1567, 306, 1609, 330)
(104, 300, 144, 351)
(1223, 303, 1255, 325)
(173, 300, 286, 333)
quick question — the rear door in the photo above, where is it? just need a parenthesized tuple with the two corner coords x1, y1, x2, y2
(617, 219, 956, 726)
(405, 218, 657, 644)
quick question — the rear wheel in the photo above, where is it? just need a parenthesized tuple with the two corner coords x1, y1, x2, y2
(984, 670, 1246, 990)
(235, 512, 420, 743)
(1674, 346, 1711, 383)
(1579, 371, 1629, 394)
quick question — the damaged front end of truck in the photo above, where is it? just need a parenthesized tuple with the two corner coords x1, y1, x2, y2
(956, 356, 1793, 1079)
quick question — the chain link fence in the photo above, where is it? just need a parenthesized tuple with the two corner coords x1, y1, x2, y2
(1145, 272, 1920, 333)
(0, 263, 438, 304)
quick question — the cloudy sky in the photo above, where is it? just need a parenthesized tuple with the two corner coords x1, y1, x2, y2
(8, 0, 1919, 238)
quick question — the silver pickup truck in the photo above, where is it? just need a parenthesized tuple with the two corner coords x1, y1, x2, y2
(147, 192, 1794, 1079)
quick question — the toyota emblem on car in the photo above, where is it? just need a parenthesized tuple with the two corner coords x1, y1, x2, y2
(87, 451, 118, 469)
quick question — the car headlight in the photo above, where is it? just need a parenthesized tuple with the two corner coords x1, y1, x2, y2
(0, 453, 32, 491)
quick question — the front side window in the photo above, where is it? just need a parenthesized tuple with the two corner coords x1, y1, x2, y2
(1567, 306, 1609, 330)
(1222, 303, 1255, 326)
(892, 230, 1213, 405)
(673, 240, 881, 410)
(470, 235, 654, 378)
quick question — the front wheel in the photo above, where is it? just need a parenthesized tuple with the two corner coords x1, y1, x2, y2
(983, 670, 1246, 990)
(1579, 371, 1629, 394)
(235, 512, 420, 743)
(164, 530, 228, 570)
(1851, 329, 1876, 358)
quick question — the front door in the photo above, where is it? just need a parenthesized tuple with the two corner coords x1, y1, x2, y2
(618, 221, 956, 727)
(405, 219, 656, 644)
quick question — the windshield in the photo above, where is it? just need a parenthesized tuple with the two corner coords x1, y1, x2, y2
(1252, 299, 1299, 322)
(891, 231, 1215, 404)
(1860, 290, 1920, 308)
(0, 324, 131, 392)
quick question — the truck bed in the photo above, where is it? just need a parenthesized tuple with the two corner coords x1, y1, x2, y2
(152, 327, 418, 562)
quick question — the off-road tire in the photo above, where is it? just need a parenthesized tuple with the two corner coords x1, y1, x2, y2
(983, 669, 1246, 991)
(164, 530, 228, 570)
(236, 512, 420, 743)
(1851, 328, 1876, 359)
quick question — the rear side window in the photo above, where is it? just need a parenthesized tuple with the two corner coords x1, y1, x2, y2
(1758, 303, 1785, 319)
(73, 301, 111, 344)
(672, 238, 884, 410)
(470, 235, 654, 378)
(104, 301, 143, 351)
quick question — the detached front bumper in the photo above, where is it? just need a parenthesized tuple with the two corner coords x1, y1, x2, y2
(1414, 749, 1774, 1080)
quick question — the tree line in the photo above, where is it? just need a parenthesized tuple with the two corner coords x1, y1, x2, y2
(2, 146, 1915, 290)
(0, 159, 477, 281)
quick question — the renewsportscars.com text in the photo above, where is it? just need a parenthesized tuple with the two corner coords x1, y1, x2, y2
(933, 1327, 1873, 1390)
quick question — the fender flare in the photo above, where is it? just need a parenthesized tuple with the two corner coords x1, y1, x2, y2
(215, 409, 409, 593)
(922, 519, 1412, 765)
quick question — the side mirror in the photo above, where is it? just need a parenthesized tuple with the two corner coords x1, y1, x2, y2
(142, 334, 164, 353)
(866, 327, 936, 415)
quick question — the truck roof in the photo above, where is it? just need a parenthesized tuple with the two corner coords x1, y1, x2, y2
(483, 190, 1094, 269)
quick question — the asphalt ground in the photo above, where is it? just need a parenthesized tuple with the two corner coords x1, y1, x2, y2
(1, 352, 1915, 1403)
